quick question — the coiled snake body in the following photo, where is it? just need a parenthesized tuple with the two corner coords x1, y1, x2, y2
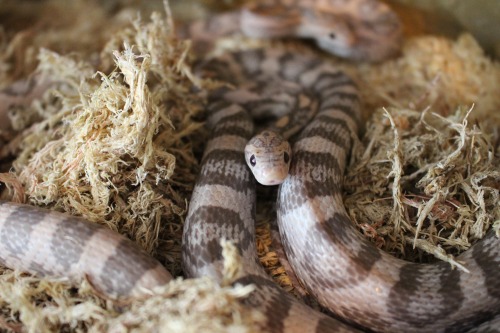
(182, 1, 500, 331)
(0, 201, 172, 297)
(0, 0, 499, 332)
(182, 45, 500, 332)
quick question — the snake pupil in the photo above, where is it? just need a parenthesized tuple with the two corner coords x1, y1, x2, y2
(284, 152, 290, 164)
(250, 155, 256, 166)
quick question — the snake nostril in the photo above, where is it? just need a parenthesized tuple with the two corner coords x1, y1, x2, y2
(329, 32, 336, 39)
(250, 154, 256, 166)
(284, 152, 290, 164)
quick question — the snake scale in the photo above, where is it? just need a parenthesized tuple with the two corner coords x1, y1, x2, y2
(0, 0, 499, 332)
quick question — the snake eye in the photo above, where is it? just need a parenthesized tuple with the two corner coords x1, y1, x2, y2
(283, 152, 290, 164)
(250, 155, 256, 167)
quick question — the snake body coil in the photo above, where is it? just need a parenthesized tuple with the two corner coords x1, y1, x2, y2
(0, 201, 172, 297)
(182, 48, 500, 332)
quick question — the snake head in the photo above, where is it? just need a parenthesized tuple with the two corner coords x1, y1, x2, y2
(244, 130, 292, 186)
(296, 13, 358, 59)
(296, 1, 403, 62)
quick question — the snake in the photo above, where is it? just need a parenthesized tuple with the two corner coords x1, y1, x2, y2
(0, 0, 499, 332)
(182, 1, 500, 332)
(181, 0, 402, 62)
(182, 45, 500, 332)
(0, 201, 172, 298)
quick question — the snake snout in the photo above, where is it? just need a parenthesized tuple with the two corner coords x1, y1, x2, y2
(254, 162, 289, 186)
(254, 169, 288, 186)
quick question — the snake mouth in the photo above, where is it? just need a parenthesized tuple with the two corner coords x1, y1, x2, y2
(254, 166, 289, 186)
(260, 177, 285, 186)
(256, 177, 286, 186)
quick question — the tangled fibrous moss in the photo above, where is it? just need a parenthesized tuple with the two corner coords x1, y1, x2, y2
(0, 243, 265, 333)
(8, 5, 203, 268)
(345, 107, 500, 270)
(354, 34, 500, 125)
(335, 33, 500, 271)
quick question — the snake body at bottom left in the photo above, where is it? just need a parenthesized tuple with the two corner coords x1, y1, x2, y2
(0, 200, 172, 298)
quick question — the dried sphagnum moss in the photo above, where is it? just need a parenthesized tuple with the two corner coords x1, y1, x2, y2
(0, 244, 265, 333)
(345, 107, 500, 270)
(10, 7, 201, 261)
(1, 3, 267, 332)
(354, 34, 500, 123)
(339, 33, 500, 271)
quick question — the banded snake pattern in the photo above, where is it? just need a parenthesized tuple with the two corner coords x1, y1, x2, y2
(0, 0, 499, 332)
